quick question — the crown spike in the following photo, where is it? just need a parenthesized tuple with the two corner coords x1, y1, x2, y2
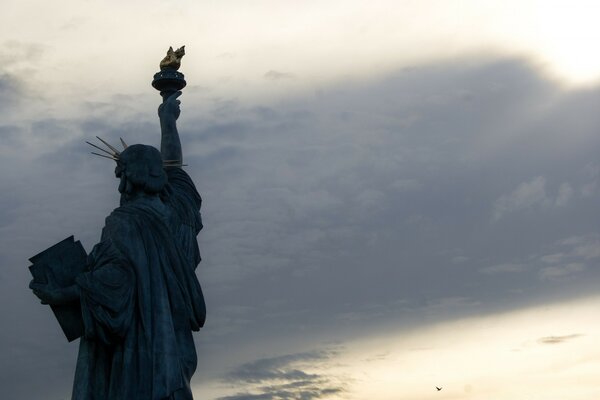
(120, 137, 128, 149)
(95, 136, 121, 155)
(86, 141, 117, 157)
(91, 152, 119, 160)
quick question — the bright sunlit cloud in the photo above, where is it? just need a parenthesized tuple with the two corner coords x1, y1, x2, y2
(493, 0, 600, 86)
(3, 0, 600, 113)
(195, 296, 600, 399)
(333, 295, 600, 400)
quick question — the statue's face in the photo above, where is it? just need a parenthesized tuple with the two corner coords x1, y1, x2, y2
(114, 159, 126, 193)
(117, 172, 127, 195)
(115, 161, 124, 178)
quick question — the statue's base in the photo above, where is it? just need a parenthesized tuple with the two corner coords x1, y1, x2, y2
(152, 69, 186, 102)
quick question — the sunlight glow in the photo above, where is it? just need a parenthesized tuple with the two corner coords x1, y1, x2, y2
(2, 0, 600, 113)
(524, 1, 600, 85)
(340, 296, 600, 400)
(195, 296, 600, 400)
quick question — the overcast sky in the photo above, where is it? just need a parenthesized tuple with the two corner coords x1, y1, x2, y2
(2, 1, 600, 399)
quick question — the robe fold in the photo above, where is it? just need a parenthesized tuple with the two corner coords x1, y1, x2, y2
(72, 168, 205, 400)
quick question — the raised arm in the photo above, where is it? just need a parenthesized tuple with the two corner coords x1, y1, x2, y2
(158, 91, 183, 164)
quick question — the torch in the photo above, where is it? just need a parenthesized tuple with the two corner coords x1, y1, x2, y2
(152, 46, 187, 102)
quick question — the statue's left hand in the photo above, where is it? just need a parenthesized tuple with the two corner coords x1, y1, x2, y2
(29, 271, 79, 305)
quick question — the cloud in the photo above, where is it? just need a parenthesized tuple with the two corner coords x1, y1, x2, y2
(264, 70, 295, 81)
(537, 333, 583, 345)
(4, 55, 600, 399)
(492, 176, 550, 220)
(217, 387, 343, 400)
(0, 41, 46, 116)
(0, 73, 24, 113)
(480, 263, 528, 274)
(554, 182, 573, 207)
(487, 233, 599, 284)
(540, 253, 565, 264)
(536, 234, 600, 280)
(492, 177, 582, 220)
(580, 181, 597, 197)
(218, 351, 346, 400)
(539, 263, 586, 280)
(389, 178, 422, 192)
(225, 351, 330, 383)
(451, 255, 469, 264)
(0, 41, 44, 67)
(568, 237, 600, 260)
(0, 124, 24, 148)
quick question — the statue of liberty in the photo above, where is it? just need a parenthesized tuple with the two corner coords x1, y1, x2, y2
(29, 47, 206, 400)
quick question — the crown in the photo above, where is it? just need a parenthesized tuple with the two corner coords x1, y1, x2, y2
(86, 137, 186, 167)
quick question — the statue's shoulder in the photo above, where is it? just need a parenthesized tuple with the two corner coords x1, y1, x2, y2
(99, 204, 157, 257)
(165, 167, 197, 186)
(165, 168, 201, 207)
(107, 204, 137, 222)
(106, 200, 171, 232)
(102, 205, 143, 237)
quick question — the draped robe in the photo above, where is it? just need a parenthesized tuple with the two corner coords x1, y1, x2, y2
(72, 168, 205, 400)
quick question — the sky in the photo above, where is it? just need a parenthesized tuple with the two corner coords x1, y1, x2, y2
(1, 0, 600, 399)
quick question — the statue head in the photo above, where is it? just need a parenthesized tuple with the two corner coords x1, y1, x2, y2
(115, 144, 167, 202)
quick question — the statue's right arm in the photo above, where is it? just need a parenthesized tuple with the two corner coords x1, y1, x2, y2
(159, 91, 183, 164)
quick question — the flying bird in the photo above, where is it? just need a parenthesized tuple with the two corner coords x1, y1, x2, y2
(436, 386, 442, 391)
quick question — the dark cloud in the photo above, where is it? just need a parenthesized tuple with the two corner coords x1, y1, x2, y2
(0, 124, 24, 147)
(3, 55, 600, 399)
(0, 41, 45, 114)
(217, 387, 343, 400)
(0, 73, 24, 112)
(170, 57, 600, 373)
(218, 351, 345, 400)
(226, 351, 330, 382)
(538, 334, 583, 345)
(191, 57, 600, 322)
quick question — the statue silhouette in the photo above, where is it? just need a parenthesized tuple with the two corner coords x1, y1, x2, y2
(30, 90, 206, 400)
